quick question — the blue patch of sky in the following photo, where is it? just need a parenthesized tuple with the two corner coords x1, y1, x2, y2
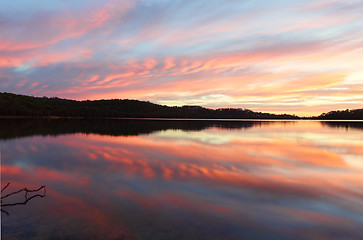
(14, 63, 37, 73)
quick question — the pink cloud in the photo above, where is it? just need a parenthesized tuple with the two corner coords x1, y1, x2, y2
(143, 58, 158, 70)
(0, 1, 134, 68)
(163, 57, 176, 71)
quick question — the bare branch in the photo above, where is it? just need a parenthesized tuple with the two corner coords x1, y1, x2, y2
(1, 183, 46, 215)
(1, 193, 46, 207)
(1, 182, 10, 193)
(1, 185, 46, 200)
(1, 209, 9, 215)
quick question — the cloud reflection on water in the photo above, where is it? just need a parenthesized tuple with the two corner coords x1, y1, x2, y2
(1, 120, 363, 239)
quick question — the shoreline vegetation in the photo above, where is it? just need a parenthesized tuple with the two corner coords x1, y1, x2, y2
(1, 92, 362, 120)
(1, 118, 362, 140)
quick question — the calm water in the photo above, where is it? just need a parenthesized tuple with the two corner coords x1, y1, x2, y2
(1, 119, 363, 240)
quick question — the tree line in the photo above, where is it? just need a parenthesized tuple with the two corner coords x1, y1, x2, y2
(316, 108, 363, 120)
(0, 92, 299, 119)
(1, 92, 362, 119)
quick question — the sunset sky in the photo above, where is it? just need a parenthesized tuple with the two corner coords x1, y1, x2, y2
(1, 0, 362, 116)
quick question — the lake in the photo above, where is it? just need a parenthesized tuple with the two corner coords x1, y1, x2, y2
(1, 119, 363, 240)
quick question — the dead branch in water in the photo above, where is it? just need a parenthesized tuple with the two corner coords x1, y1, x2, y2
(1, 183, 46, 215)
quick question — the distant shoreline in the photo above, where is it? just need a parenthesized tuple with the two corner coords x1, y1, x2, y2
(1, 92, 362, 120)
(1, 116, 363, 122)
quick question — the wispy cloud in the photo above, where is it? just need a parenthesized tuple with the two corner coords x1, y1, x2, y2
(1, 0, 362, 115)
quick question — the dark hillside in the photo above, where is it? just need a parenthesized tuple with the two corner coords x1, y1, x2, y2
(317, 109, 363, 120)
(0, 92, 299, 119)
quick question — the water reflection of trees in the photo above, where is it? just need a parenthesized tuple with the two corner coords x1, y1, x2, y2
(1, 183, 46, 215)
(320, 121, 363, 131)
(0, 118, 280, 140)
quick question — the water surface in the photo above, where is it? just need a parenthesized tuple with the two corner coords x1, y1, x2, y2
(1, 119, 363, 240)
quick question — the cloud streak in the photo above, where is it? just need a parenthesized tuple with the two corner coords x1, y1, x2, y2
(1, 0, 362, 116)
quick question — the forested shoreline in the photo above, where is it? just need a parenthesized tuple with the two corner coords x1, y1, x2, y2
(0, 92, 362, 119)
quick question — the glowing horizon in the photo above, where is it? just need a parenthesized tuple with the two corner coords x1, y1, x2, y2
(1, 0, 363, 116)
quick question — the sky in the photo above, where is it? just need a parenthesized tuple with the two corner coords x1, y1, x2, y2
(0, 0, 362, 116)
